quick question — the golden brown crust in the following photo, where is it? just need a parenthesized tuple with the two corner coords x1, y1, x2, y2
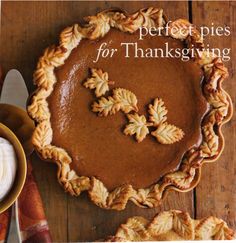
(148, 98, 168, 126)
(92, 88, 139, 116)
(124, 113, 150, 143)
(83, 68, 114, 97)
(123, 98, 184, 144)
(92, 96, 121, 116)
(28, 7, 233, 210)
(105, 210, 236, 241)
(151, 122, 184, 144)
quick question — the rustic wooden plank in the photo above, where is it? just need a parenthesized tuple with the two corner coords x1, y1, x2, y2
(0, 1, 194, 241)
(191, 1, 236, 230)
(0, 2, 70, 241)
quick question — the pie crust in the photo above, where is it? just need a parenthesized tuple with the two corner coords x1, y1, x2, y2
(104, 210, 236, 241)
(28, 7, 233, 210)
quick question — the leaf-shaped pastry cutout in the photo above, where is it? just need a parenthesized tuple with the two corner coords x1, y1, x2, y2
(124, 114, 149, 142)
(167, 19, 193, 40)
(113, 88, 138, 113)
(164, 170, 194, 189)
(89, 177, 109, 208)
(83, 68, 114, 97)
(148, 98, 168, 126)
(32, 121, 52, 148)
(207, 90, 229, 109)
(92, 96, 120, 116)
(107, 185, 134, 210)
(148, 211, 173, 235)
(116, 217, 149, 241)
(172, 211, 194, 240)
(200, 123, 219, 157)
(151, 122, 184, 144)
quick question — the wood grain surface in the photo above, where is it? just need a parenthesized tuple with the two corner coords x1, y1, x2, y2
(0, 1, 235, 241)
(191, 1, 236, 231)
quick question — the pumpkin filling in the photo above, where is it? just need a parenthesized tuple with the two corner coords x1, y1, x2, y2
(47, 29, 208, 190)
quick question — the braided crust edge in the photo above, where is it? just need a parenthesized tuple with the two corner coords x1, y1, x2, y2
(27, 8, 233, 210)
(105, 210, 235, 241)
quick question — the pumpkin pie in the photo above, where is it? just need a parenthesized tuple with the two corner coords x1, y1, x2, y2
(28, 7, 232, 210)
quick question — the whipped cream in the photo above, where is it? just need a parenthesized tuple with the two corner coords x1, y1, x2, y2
(0, 137, 17, 201)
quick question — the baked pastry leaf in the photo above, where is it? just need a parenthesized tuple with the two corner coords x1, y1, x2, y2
(105, 210, 235, 241)
(84, 68, 114, 97)
(124, 114, 150, 142)
(113, 88, 138, 113)
(151, 122, 184, 144)
(92, 96, 121, 116)
(168, 19, 193, 40)
(148, 98, 168, 126)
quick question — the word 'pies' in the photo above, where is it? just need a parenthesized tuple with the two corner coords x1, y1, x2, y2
(28, 7, 233, 210)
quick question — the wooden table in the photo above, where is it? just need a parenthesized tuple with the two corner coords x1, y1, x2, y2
(1, 1, 235, 241)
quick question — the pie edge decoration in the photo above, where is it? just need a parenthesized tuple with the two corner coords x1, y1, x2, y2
(28, 8, 233, 210)
(105, 210, 236, 241)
